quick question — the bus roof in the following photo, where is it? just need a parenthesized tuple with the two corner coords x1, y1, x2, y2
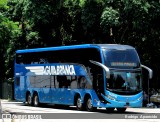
(16, 44, 135, 53)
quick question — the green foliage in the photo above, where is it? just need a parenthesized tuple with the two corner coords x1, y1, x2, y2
(0, 0, 160, 89)
(0, 0, 9, 11)
(100, 7, 120, 33)
(0, 0, 21, 80)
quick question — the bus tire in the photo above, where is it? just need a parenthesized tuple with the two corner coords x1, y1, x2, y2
(116, 108, 126, 112)
(33, 94, 39, 107)
(86, 97, 96, 112)
(76, 96, 84, 111)
(27, 93, 32, 106)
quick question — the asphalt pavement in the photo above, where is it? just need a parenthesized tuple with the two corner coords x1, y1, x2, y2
(0, 100, 160, 122)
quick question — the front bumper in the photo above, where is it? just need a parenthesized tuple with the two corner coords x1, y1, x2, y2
(93, 92, 143, 108)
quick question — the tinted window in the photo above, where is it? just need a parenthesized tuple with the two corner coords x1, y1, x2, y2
(103, 49, 140, 68)
(16, 48, 101, 65)
(16, 77, 20, 86)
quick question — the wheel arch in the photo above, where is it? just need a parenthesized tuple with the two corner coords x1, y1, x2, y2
(84, 93, 92, 104)
(33, 91, 38, 96)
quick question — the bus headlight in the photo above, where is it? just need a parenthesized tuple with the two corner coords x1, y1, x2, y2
(106, 95, 116, 101)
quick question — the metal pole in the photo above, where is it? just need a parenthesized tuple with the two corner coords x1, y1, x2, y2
(148, 77, 150, 104)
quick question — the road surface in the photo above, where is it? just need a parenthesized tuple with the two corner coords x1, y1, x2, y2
(0, 100, 160, 122)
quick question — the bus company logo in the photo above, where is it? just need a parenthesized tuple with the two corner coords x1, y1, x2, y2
(26, 65, 76, 76)
(43, 65, 76, 75)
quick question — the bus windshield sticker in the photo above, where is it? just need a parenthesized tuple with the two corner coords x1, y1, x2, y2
(111, 62, 136, 67)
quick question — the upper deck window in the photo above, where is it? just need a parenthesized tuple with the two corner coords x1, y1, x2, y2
(16, 48, 102, 65)
(103, 49, 140, 69)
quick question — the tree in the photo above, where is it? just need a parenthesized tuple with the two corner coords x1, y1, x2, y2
(2, 0, 160, 92)
(0, 0, 21, 98)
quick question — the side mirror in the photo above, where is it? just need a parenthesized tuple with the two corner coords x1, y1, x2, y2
(89, 60, 110, 79)
(141, 65, 153, 79)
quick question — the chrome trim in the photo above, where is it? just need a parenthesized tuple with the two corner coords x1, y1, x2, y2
(141, 65, 153, 79)
(89, 60, 110, 78)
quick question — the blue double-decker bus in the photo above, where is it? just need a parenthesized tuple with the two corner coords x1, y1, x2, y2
(14, 44, 152, 112)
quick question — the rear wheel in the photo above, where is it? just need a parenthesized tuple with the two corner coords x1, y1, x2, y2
(76, 96, 84, 111)
(86, 97, 97, 112)
(116, 108, 126, 112)
(33, 94, 39, 107)
(27, 94, 32, 106)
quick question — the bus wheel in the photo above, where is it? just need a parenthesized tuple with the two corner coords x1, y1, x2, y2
(33, 94, 39, 107)
(27, 94, 32, 106)
(76, 97, 84, 111)
(116, 108, 126, 113)
(86, 97, 96, 112)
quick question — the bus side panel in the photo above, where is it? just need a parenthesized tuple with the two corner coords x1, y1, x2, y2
(25, 74, 52, 104)
(51, 88, 67, 104)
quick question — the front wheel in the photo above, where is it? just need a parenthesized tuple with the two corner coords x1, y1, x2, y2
(116, 108, 126, 112)
(86, 97, 97, 112)
(33, 94, 39, 107)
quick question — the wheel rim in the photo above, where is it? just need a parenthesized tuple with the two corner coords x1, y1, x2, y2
(77, 98, 82, 108)
(87, 98, 92, 110)
(28, 95, 31, 105)
(34, 95, 38, 106)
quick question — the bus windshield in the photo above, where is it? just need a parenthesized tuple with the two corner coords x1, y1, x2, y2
(107, 70, 142, 93)
(103, 49, 142, 94)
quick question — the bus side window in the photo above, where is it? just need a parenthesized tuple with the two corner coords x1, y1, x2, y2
(70, 76, 78, 89)
(16, 54, 24, 64)
(54, 76, 59, 88)
(66, 76, 71, 88)
(51, 76, 55, 88)
(57, 76, 67, 88)
(57, 76, 71, 88)
(78, 76, 87, 89)
(16, 77, 20, 86)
